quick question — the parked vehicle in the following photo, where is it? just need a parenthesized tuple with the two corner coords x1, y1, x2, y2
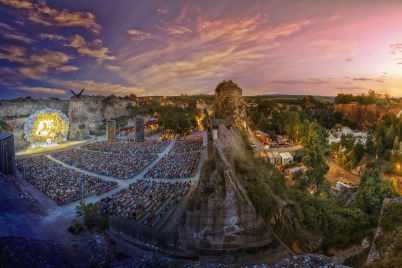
(251, 144, 258, 152)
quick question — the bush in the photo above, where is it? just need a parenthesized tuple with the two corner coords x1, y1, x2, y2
(379, 202, 402, 231)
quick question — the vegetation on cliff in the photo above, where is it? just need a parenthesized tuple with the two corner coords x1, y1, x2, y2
(366, 199, 402, 268)
(334, 90, 399, 106)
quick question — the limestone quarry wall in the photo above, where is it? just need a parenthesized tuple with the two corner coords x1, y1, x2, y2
(0, 96, 137, 140)
(68, 96, 136, 139)
(0, 99, 69, 119)
(334, 103, 401, 129)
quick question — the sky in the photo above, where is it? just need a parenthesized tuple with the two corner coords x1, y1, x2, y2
(0, 0, 402, 99)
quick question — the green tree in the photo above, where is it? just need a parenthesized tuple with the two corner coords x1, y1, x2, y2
(376, 136, 385, 156)
(302, 121, 329, 189)
(393, 136, 399, 154)
(355, 169, 400, 216)
(366, 133, 376, 156)
(385, 125, 397, 149)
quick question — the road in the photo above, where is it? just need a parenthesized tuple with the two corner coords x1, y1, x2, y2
(248, 128, 302, 153)
(325, 156, 361, 186)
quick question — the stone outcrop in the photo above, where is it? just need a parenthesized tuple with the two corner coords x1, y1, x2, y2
(334, 103, 401, 129)
(0, 99, 69, 119)
(68, 96, 136, 139)
(213, 80, 248, 131)
(175, 125, 289, 256)
(366, 197, 402, 265)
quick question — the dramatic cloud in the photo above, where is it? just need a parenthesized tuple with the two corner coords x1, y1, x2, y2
(20, 86, 67, 96)
(270, 79, 329, 85)
(164, 26, 192, 35)
(51, 80, 144, 96)
(0, 22, 33, 43)
(39, 33, 66, 41)
(127, 29, 155, 41)
(0, 0, 101, 33)
(105, 65, 122, 72)
(157, 8, 168, 14)
(64, 35, 115, 61)
(0, 45, 77, 79)
(352, 77, 372, 81)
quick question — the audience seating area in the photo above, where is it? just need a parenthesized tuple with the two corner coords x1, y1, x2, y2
(16, 156, 117, 205)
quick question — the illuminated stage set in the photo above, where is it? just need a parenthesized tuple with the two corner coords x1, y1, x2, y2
(23, 109, 70, 148)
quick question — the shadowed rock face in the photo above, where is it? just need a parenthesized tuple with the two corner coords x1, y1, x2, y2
(334, 103, 401, 129)
(68, 95, 136, 139)
(214, 80, 248, 131)
(177, 126, 280, 251)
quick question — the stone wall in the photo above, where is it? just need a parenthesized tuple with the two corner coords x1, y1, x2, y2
(68, 96, 136, 139)
(0, 99, 69, 119)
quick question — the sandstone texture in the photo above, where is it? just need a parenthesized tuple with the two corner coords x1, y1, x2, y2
(177, 126, 285, 253)
(334, 103, 401, 129)
(213, 80, 248, 131)
(0, 99, 69, 119)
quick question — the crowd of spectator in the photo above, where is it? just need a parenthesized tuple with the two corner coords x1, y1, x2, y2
(81, 140, 169, 154)
(170, 138, 203, 153)
(144, 139, 202, 179)
(16, 156, 117, 205)
(144, 152, 200, 179)
(51, 149, 156, 180)
(97, 180, 190, 222)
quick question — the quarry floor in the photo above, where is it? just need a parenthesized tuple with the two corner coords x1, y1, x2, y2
(1, 131, 206, 245)
(325, 157, 361, 186)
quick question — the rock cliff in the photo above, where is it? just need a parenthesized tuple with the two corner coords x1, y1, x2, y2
(176, 126, 290, 258)
(214, 80, 248, 131)
(366, 197, 402, 266)
(334, 103, 401, 129)
(0, 99, 69, 119)
(68, 96, 136, 138)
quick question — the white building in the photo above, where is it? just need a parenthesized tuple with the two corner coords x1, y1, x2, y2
(280, 152, 293, 165)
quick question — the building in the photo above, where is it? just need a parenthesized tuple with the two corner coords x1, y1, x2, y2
(0, 133, 15, 177)
(280, 152, 293, 165)
(287, 167, 305, 180)
(246, 103, 258, 108)
(209, 119, 231, 141)
(277, 135, 287, 145)
(266, 152, 276, 165)
(272, 151, 281, 165)
(106, 120, 116, 142)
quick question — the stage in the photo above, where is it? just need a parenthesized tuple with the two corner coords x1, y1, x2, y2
(16, 136, 98, 158)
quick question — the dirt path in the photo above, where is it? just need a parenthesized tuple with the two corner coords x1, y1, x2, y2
(325, 157, 361, 186)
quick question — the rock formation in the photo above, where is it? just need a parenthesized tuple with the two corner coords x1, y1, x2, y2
(174, 125, 291, 261)
(213, 80, 248, 131)
(366, 197, 402, 266)
(0, 99, 69, 118)
(334, 103, 401, 129)
(68, 95, 136, 139)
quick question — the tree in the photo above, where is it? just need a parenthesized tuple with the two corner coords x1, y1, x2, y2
(356, 168, 400, 215)
(376, 136, 385, 156)
(356, 169, 384, 215)
(366, 133, 376, 156)
(301, 121, 329, 189)
(393, 135, 399, 154)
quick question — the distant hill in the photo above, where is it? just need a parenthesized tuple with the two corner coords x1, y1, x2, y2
(245, 94, 336, 99)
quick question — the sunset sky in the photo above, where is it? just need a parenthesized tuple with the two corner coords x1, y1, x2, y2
(1, 0, 402, 99)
